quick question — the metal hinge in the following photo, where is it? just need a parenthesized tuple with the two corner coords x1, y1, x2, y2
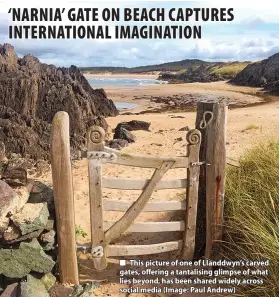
(72, 150, 116, 161)
(76, 245, 104, 258)
(190, 161, 211, 167)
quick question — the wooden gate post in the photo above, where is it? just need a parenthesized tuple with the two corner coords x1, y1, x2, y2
(87, 126, 107, 271)
(195, 102, 227, 259)
(181, 129, 202, 260)
(50, 112, 79, 284)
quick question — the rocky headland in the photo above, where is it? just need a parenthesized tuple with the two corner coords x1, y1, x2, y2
(230, 52, 279, 95)
(0, 43, 118, 160)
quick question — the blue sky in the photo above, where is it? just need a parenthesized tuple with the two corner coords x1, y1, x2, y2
(0, 1, 279, 67)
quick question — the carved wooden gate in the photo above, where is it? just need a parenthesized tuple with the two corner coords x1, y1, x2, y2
(51, 112, 202, 283)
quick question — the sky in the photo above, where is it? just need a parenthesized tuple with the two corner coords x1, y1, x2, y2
(0, 0, 279, 67)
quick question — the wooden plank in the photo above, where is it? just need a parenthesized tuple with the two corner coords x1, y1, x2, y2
(103, 177, 187, 190)
(50, 112, 79, 285)
(103, 199, 186, 212)
(104, 221, 185, 232)
(87, 126, 107, 271)
(105, 161, 174, 244)
(204, 103, 227, 258)
(195, 102, 227, 259)
(181, 129, 202, 260)
(107, 240, 183, 256)
(104, 146, 188, 168)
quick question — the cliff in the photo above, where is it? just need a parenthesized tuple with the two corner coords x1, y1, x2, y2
(230, 52, 279, 94)
(0, 43, 118, 159)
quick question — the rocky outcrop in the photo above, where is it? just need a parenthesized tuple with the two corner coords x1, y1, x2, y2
(114, 127, 136, 143)
(230, 52, 279, 94)
(0, 43, 119, 159)
(115, 120, 151, 131)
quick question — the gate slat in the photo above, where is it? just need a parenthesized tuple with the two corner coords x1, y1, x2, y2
(104, 221, 185, 232)
(104, 161, 174, 244)
(104, 147, 188, 168)
(107, 240, 183, 256)
(103, 199, 186, 212)
(103, 177, 187, 190)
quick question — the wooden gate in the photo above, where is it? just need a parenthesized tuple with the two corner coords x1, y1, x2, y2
(50, 102, 227, 284)
(84, 125, 201, 271)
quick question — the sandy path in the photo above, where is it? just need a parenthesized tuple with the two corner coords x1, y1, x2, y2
(38, 80, 279, 296)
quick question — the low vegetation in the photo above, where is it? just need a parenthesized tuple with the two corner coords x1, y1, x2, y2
(210, 62, 249, 77)
(80, 60, 250, 81)
(225, 141, 279, 296)
(242, 124, 260, 132)
(75, 225, 88, 238)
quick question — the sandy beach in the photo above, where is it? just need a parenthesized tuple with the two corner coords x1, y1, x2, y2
(38, 75, 279, 296)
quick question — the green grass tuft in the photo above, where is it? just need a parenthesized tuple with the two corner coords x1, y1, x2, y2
(242, 124, 260, 132)
(225, 141, 279, 296)
(75, 225, 88, 238)
(211, 62, 250, 77)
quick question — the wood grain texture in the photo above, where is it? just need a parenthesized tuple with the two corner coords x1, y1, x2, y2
(50, 112, 79, 284)
(107, 240, 183, 256)
(204, 103, 227, 258)
(181, 129, 202, 260)
(102, 177, 187, 190)
(104, 146, 188, 168)
(104, 221, 185, 232)
(87, 126, 107, 270)
(104, 161, 174, 244)
(103, 199, 186, 212)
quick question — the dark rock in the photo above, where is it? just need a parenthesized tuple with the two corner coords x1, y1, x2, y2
(230, 52, 279, 95)
(70, 282, 99, 297)
(2, 223, 21, 242)
(0, 180, 20, 224)
(114, 127, 136, 143)
(28, 181, 55, 219)
(12, 203, 49, 235)
(1, 283, 19, 297)
(0, 141, 6, 162)
(169, 115, 185, 119)
(39, 230, 56, 251)
(0, 239, 55, 278)
(49, 284, 73, 297)
(179, 126, 190, 131)
(121, 112, 134, 115)
(4, 228, 44, 245)
(0, 43, 118, 160)
(115, 120, 151, 131)
(20, 275, 49, 297)
(2, 166, 28, 187)
(174, 137, 183, 142)
(106, 139, 129, 150)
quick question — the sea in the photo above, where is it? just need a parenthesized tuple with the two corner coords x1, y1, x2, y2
(86, 76, 166, 88)
(86, 76, 167, 110)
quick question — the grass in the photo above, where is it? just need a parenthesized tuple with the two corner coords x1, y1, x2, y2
(75, 225, 88, 238)
(225, 141, 279, 296)
(211, 62, 250, 77)
(242, 124, 260, 132)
